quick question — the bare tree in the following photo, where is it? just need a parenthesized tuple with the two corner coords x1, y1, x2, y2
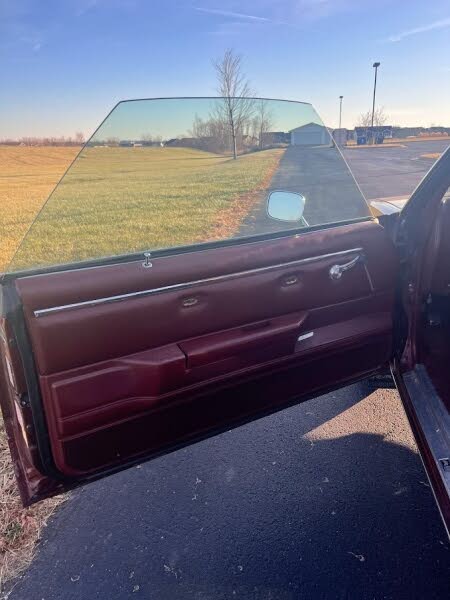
(190, 116, 208, 139)
(356, 111, 372, 127)
(357, 107, 389, 127)
(190, 114, 229, 153)
(213, 49, 254, 159)
(140, 132, 156, 146)
(254, 100, 273, 149)
(74, 131, 85, 145)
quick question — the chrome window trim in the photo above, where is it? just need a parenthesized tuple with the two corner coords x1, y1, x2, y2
(33, 247, 363, 318)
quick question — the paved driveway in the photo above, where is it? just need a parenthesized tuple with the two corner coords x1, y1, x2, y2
(239, 145, 368, 237)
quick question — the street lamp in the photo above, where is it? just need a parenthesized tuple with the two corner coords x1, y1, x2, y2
(339, 95, 343, 129)
(371, 62, 381, 132)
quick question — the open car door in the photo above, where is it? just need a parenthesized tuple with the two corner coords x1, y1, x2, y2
(0, 98, 398, 505)
(389, 147, 450, 535)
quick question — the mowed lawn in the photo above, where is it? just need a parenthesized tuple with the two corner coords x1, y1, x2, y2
(6, 145, 284, 271)
(0, 146, 81, 272)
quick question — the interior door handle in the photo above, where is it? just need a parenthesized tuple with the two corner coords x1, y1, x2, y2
(329, 254, 361, 280)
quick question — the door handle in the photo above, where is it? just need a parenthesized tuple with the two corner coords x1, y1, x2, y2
(329, 254, 362, 280)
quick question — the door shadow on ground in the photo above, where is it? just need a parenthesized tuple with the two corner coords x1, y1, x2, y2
(8, 382, 450, 600)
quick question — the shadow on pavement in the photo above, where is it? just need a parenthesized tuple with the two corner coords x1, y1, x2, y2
(7, 382, 450, 600)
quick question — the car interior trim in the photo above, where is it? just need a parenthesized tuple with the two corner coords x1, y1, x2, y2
(33, 247, 364, 317)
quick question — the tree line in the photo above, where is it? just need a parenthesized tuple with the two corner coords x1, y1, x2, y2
(0, 132, 85, 146)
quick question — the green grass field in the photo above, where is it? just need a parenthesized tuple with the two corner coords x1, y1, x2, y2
(0, 146, 80, 272)
(8, 146, 283, 271)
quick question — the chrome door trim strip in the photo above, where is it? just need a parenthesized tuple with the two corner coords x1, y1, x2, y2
(33, 247, 363, 317)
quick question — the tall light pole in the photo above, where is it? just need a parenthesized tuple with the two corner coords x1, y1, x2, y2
(339, 95, 343, 129)
(371, 62, 380, 130)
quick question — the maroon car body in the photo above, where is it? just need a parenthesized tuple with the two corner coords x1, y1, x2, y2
(0, 97, 449, 535)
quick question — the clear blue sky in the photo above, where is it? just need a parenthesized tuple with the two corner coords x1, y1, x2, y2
(1, 0, 450, 138)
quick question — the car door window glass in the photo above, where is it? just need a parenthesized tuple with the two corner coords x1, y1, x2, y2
(6, 97, 370, 273)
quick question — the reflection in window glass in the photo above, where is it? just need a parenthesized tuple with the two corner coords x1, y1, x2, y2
(8, 98, 370, 272)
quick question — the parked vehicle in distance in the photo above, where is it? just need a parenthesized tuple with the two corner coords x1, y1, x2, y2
(0, 97, 449, 536)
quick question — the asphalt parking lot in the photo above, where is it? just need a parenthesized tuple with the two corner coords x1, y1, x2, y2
(7, 139, 450, 600)
(343, 139, 450, 200)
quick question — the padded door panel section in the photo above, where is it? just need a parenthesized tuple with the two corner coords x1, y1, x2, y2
(62, 335, 391, 474)
(179, 312, 307, 368)
(43, 308, 392, 445)
(15, 220, 398, 478)
(42, 311, 307, 438)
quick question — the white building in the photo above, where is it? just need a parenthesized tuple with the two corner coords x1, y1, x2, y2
(290, 123, 330, 146)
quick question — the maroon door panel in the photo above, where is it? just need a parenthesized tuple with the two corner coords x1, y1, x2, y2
(14, 220, 398, 479)
(178, 311, 307, 368)
(61, 336, 391, 475)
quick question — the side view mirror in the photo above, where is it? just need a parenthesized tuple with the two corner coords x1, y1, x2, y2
(267, 191, 307, 223)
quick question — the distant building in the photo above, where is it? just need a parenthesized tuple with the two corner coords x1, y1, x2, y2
(290, 123, 329, 146)
(165, 136, 220, 152)
(141, 140, 163, 147)
(261, 131, 290, 145)
(391, 126, 450, 138)
(333, 128, 348, 146)
(354, 126, 393, 144)
(165, 138, 201, 148)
